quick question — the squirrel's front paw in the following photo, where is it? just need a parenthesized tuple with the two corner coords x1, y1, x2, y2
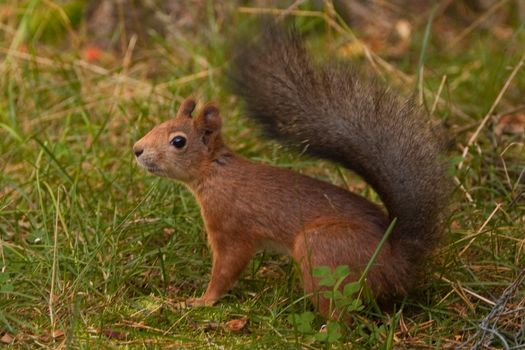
(185, 297, 216, 307)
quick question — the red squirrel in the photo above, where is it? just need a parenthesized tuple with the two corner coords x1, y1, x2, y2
(133, 24, 448, 317)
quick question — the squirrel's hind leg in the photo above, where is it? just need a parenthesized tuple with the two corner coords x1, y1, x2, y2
(291, 219, 399, 319)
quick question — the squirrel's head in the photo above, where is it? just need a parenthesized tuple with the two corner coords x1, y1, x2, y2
(133, 98, 224, 183)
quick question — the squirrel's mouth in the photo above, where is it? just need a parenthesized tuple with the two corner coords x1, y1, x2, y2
(136, 159, 163, 176)
(145, 165, 162, 174)
(145, 165, 168, 178)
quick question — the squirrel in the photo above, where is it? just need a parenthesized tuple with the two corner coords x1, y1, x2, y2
(132, 23, 448, 318)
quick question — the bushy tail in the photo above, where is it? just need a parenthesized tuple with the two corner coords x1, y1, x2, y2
(228, 23, 448, 264)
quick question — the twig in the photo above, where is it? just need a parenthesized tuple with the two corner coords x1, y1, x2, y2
(430, 75, 447, 116)
(458, 203, 502, 256)
(458, 51, 525, 170)
(454, 176, 475, 203)
(459, 268, 525, 349)
(49, 189, 60, 335)
(435, 275, 495, 308)
(462, 288, 495, 307)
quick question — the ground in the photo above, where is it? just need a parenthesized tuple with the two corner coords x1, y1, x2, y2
(0, 1, 524, 349)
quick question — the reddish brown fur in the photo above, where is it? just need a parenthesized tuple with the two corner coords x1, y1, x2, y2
(133, 98, 411, 316)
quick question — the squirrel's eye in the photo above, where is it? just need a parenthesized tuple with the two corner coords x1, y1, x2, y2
(170, 135, 187, 149)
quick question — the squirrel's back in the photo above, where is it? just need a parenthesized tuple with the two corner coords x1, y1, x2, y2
(229, 23, 448, 278)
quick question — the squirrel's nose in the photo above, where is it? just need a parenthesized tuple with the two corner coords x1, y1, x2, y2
(134, 147, 144, 158)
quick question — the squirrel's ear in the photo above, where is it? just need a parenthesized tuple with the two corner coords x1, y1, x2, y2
(176, 98, 196, 119)
(194, 103, 222, 146)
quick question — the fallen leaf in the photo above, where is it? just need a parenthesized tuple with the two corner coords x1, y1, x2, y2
(17, 219, 30, 229)
(163, 227, 175, 236)
(52, 329, 65, 339)
(395, 20, 412, 41)
(82, 46, 104, 62)
(495, 113, 525, 137)
(450, 220, 462, 230)
(102, 329, 126, 340)
(225, 316, 248, 332)
(1, 333, 13, 344)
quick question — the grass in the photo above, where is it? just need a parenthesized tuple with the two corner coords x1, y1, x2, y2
(1, 1, 524, 348)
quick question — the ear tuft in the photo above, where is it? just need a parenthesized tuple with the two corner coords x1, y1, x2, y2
(195, 103, 222, 132)
(176, 98, 196, 119)
(201, 104, 221, 130)
(194, 102, 223, 147)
